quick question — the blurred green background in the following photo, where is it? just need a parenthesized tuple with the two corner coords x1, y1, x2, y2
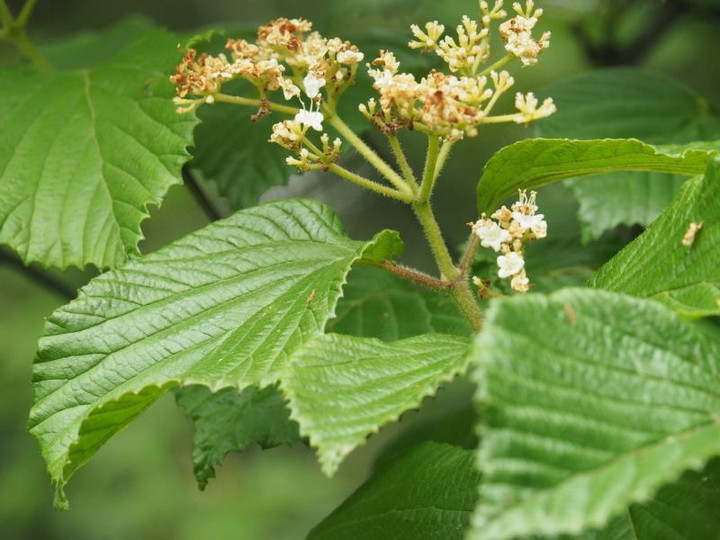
(2, 0, 720, 538)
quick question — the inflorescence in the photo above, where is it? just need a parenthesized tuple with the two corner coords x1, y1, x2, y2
(472, 190, 547, 293)
(169, 1, 556, 296)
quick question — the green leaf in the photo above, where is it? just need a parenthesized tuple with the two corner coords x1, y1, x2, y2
(536, 69, 718, 143)
(190, 102, 293, 210)
(328, 265, 471, 340)
(174, 384, 300, 490)
(307, 442, 480, 540)
(0, 27, 198, 269)
(475, 138, 719, 214)
(589, 159, 720, 319)
(468, 287, 720, 540)
(283, 333, 470, 476)
(39, 18, 156, 70)
(576, 458, 720, 540)
(567, 173, 686, 243)
(28, 199, 402, 503)
(535, 68, 720, 242)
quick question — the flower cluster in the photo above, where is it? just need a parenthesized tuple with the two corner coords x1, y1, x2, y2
(170, 18, 365, 169)
(499, 1, 551, 66)
(362, 1, 554, 141)
(471, 189, 547, 292)
(409, 2, 508, 74)
(170, 18, 363, 114)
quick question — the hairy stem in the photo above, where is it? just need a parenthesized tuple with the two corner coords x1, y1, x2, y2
(459, 232, 479, 277)
(419, 135, 440, 202)
(478, 53, 514, 77)
(326, 112, 413, 196)
(327, 163, 414, 202)
(359, 259, 452, 291)
(213, 93, 299, 115)
(413, 200, 458, 280)
(450, 280, 483, 332)
(435, 140, 454, 179)
(182, 166, 223, 221)
(386, 133, 419, 193)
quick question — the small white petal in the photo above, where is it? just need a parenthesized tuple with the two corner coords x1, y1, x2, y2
(497, 251, 525, 278)
(303, 72, 326, 99)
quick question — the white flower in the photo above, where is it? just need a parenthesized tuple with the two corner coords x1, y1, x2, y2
(474, 219, 512, 252)
(510, 270, 530, 292)
(514, 92, 556, 123)
(294, 109, 324, 131)
(336, 49, 364, 65)
(303, 72, 326, 99)
(278, 77, 301, 100)
(497, 251, 525, 278)
(512, 211, 546, 233)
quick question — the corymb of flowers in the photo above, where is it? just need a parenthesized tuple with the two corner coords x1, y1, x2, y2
(170, 0, 554, 294)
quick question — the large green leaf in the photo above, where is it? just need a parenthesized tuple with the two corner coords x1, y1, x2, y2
(536, 68, 720, 242)
(475, 138, 719, 214)
(328, 265, 471, 340)
(469, 288, 720, 540)
(174, 384, 300, 490)
(307, 442, 480, 540)
(283, 333, 470, 476)
(0, 27, 198, 269)
(590, 159, 720, 319)
(28, 199, 401, 505)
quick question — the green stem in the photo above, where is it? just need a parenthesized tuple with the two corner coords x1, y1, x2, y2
(326, 111, 413, 196)
(0, 0, 48, 69)
(10, 29, 48, 68)
(327, 163, 414, 203)
(418, 135, 440, 202)
(482, 113, 520, 124)
(413, 200, 458, 280)
(478, 53, 515, 77)
(450, 280, 483, 332)
(214, 93, 299, 115)
(359, 259, 452, 291)
(435, 140, 454, 179)
(459, 232, 479, 277)
(16, 0, 36, 26)
(0, 1, 13, 27)
(386, 133, 419, 193)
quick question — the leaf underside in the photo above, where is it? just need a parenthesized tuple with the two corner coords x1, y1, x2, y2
(174, 384, 300, 490)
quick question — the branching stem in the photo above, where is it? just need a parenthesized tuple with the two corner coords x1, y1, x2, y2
(325, 112, 414, 196)
(326, 163, 414, 203)
(213, 93, 299, 115)
(0, 0, 48, 69)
